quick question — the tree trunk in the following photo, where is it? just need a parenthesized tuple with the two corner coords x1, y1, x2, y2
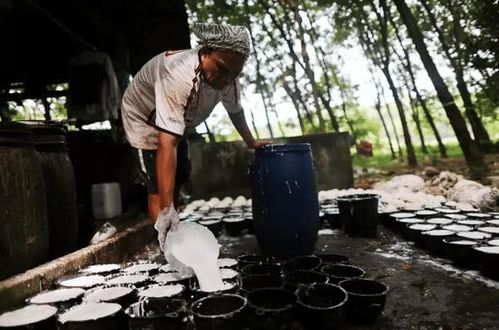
(290, 66, 317, 130)
(395, 64, 428, 154)
(42, 98, 51, 121)
(304, 9, 343, 133)
(362, 1, 417, 165)
(282, 81, 305, 135)
(0, 101, 11, 122)
(374, 88, 396, 159)
(382, 65, 418, 166)
(388, 11, 448, 158)
(371, 66, 403, 158)
(420, 0, 491, 149)
(264, 3, 327, 131)
(244, 5, 275, 138)
(331, 62, 356, 139)
(248, 108, 260, 140)
(394, 0, 486, 177)
(274, 110, 286, 137)
(289, 4, 334, 131)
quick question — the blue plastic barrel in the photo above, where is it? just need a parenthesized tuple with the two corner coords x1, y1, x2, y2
(250, 144, 320, 259)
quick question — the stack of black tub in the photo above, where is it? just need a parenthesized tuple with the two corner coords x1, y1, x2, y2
(179, 199, 253, 238)
(381, 208, 499, 280)
(0, 255, 389, 329)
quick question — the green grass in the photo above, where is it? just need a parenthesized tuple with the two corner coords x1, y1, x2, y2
(352, 142, 464, 171)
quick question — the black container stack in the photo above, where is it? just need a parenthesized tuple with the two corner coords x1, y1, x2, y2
(1, 253, 390, 329)
(381, 207, 499, 280)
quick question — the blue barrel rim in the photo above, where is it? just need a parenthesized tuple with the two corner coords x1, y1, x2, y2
(255, 143, 311, 154)
(335, 193, 380, 202)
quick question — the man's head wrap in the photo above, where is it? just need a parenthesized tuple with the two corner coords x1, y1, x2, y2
(193, 23, 251, 58)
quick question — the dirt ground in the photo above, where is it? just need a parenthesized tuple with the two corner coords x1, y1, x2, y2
(134, 226, 499, 330)
(354, 153, 499, 190)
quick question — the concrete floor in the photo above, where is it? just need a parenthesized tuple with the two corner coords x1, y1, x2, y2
(133, 227, 499, 330)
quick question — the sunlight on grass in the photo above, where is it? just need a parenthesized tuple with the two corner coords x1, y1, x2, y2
(352, 143, 464, 171)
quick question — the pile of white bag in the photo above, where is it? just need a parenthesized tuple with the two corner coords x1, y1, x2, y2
(319, 172, 497, 212)
(374, 172, 497, 211)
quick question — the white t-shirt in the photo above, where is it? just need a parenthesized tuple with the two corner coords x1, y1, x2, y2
(121, 47, 242, 150)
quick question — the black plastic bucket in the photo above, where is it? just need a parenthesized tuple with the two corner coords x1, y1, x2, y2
(251, 144, 320, 258)
(394, 218, 426, 237)
(473, 245, 499, 280)
(237, 254, 277, 269)
(406, 223, 437, 245)
(283, 270, 329, 291)
(220, 268, 241, 282)
(241, 263, 281, 277)
(189, 282, 239, 302)
(27, 288, 85, 312)
(322, 208, 342, 229)
(246, 288, 298, 330)
(153, 272, 195, 289)
(240, 274, 284, 293)
(121, 261, 162, 276)
(217, 258, 239, 269)
(137, 284, 185, 301)
(421, 229, 456, 257)
(0, 304, 57, 329)
(191, 294, 247, 330)
(296, 283, 348, 330)
(79, 264, 121, 277)
(56, 274, 105, 289)
(105, 273, 150, 288)
(317, 254, 350, 265)
(198, 219, 223, 237)
(125, 298, 189, 330)
(442, 237, 478, 268)
(57, 302, 126, 330)
(83, 285, 136, 307)
(339, 279, 389, 326)
(223, 217, 247, 236)
(336, 194, 379, 238)
(321, 264, 365, 284)
(281, 255, 322, 274)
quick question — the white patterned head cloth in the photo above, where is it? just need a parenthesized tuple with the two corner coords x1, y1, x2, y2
(193, 23, 251, 58)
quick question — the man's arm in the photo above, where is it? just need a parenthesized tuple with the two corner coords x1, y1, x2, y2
(229, 110, 270, 148)
(156, 131, 180, 210)
(154, 130, 181, 250)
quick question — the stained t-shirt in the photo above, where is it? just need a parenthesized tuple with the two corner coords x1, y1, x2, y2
(121, 47, 242, 150)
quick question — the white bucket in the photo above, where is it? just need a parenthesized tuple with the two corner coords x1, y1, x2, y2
(91, 183, 122, 219)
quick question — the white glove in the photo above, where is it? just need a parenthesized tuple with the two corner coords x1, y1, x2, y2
(154, 206, 180, 251)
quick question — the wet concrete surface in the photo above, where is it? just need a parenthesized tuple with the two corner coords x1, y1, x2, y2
(132, 227, 499, 330)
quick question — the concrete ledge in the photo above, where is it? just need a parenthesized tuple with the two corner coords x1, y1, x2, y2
(0, 216, 153, 311)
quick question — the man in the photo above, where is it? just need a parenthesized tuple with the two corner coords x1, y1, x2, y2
(121, 23, 268, 250)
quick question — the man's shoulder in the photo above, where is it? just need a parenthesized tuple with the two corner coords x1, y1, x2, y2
(164, 48, 198, 67)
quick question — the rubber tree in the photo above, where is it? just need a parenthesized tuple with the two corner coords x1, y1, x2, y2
(360, 1, 417, 166)
(393, 0, 487, 177)
(420, 0, 491, 150)
(388, 11, 448, 157)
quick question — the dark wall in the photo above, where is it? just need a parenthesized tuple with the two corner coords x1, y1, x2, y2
(0, 0, 190, 86)
(188, 133, 354, 199)
(66, 130, 146, 245)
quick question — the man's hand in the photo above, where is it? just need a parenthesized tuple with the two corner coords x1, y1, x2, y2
(229, 111, 272, 149)
(154, 206, 180, 251)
